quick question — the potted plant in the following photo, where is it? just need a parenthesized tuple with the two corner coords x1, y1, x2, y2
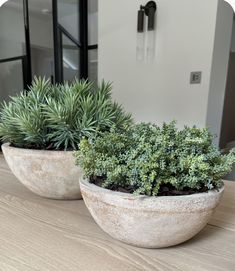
(0, 77, 132, 200)
(75, 122, 235, 248)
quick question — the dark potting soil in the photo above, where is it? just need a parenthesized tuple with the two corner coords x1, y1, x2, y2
(9, 143, 74, 151)
(90, 176, 209, 196)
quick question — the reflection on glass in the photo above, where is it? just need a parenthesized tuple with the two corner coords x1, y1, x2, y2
(88, 49, 97, 84)
(28, 0, 54, 80)
(0, 0, 25, 59)
(88, 0, 98, 45)
(58, 0, 79, 42)
(0, 60, 24, 104)
(62, 34, 80, 82)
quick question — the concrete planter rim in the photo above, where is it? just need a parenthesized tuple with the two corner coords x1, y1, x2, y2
(2, 142, 75, 155)
(80, 178, 224, 201)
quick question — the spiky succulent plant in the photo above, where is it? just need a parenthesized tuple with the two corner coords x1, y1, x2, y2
(0, 77, 132, 150)
(75, 122, 235, 196)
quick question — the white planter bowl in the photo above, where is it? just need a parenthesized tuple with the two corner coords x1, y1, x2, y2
(80, 179, 224, 248)
(2, 143, 83, 200)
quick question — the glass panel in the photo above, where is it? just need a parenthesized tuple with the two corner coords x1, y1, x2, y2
(0, 0, 26, 59)
(88, 0, 98, 45)
(88, 49, 98, 84)
(28, 0, 54, 80)
(0, 60, 24, 104)
(62, 34, 80, 82)
(58, 0, 79, 42)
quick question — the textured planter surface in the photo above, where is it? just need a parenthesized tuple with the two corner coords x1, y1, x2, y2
(2, 143, 82, 200)
(80, 179, 224, 248)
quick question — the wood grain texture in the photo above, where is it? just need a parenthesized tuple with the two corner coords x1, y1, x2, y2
(0, 155, 235, 271)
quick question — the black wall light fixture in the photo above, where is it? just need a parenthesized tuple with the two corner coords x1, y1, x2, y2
(137, 1, 157, 32)
(136, 1, 157, 62)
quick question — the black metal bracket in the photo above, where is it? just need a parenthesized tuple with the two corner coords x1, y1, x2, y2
(80, 0, 88, 80)
(23, 0, 32, 88)
(137, 1, 157, 32)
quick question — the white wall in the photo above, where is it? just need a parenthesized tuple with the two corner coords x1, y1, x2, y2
(98, 0, 233, 133)
(206, 0, 234, 145)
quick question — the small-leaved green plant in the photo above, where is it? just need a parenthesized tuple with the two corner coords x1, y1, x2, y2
(0, 77, 132, 150)
(75, 122, 235, 196)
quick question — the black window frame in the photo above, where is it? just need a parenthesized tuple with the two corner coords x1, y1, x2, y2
(52, 0, 98, 83)
(1, 0, 98, 86)
(0, 0, 32, 89)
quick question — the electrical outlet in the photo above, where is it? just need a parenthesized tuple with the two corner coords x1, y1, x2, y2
(190, 71, 202, 84)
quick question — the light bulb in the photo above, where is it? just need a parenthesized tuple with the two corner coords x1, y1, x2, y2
(146, 30, 156, 62)
(224, 0, 235, 11)
(136, 32, 145, 61)
(0, 0, 8, 8)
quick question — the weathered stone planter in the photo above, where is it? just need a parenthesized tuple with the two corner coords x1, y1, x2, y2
(2, 143, 82, 200)
(80, 179, 224, 248)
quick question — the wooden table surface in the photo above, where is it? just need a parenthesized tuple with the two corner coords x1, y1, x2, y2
(0, 155, 235, 271)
